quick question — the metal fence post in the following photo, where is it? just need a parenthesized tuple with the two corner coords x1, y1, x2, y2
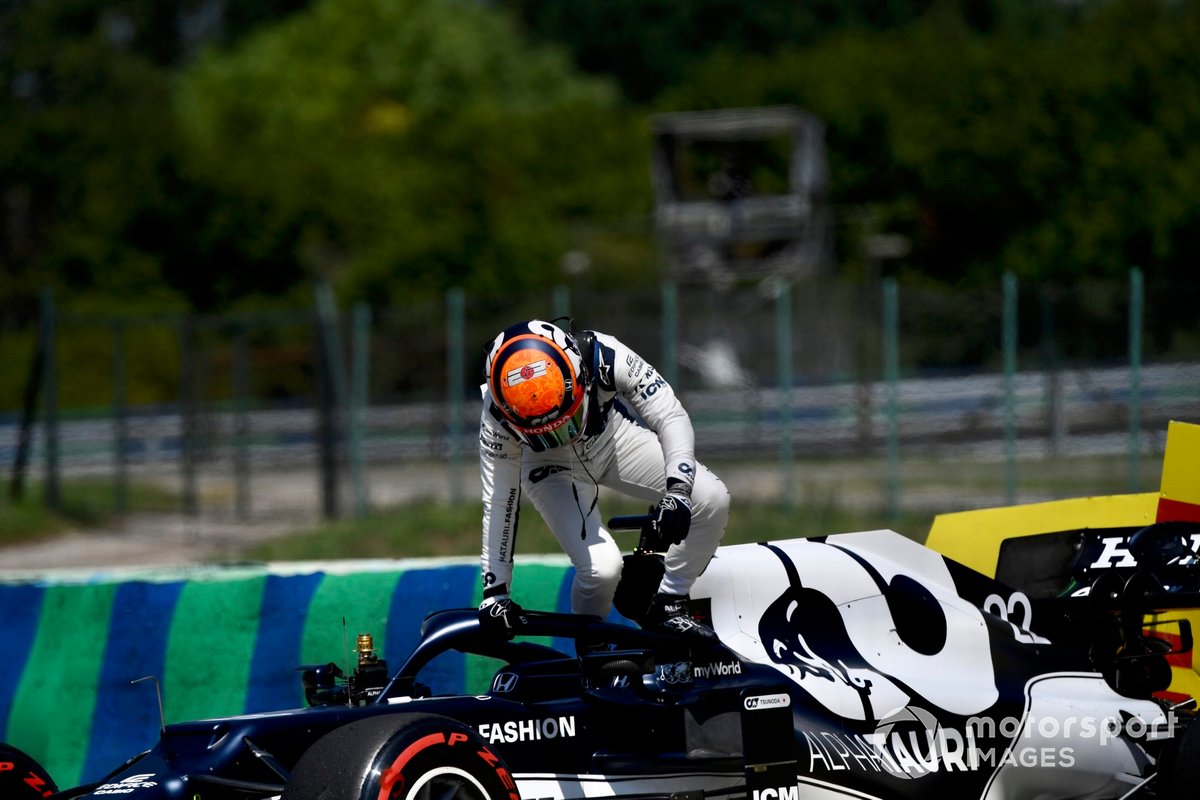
(552, 284, 570, 321)
(112, 319, 129, 514)
(42, 287, 60, 511)
(1128, 267, 1144, 491)
(661, 281, 678, 387)
(776, 280, 795, 512)
(882, 278, 900, 524)
(232, 325, 251, 520)
(446, 288, 466, 504)
(9, 312, 45, 503)
(179, 315, 199, 517)
(314, 284, 346, 519)
(350, 302, 372, 517)
(1003, 272, 1018, 504)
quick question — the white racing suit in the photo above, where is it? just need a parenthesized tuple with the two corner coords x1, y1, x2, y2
(479, 331, 730, 618)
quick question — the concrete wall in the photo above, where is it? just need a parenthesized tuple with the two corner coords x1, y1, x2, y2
(0, 557, 575, 789)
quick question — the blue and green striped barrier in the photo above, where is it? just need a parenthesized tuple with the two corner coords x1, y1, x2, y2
(0, 557, 580, 788)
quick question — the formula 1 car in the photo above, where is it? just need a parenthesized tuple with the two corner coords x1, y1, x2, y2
(3, 515, 1199, 800)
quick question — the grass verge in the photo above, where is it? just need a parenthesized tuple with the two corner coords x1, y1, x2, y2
(242, 496, 932, 562)
(0, 478, 178, 546)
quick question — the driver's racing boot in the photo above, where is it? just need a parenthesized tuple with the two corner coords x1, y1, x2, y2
(643, 593, 719, 642)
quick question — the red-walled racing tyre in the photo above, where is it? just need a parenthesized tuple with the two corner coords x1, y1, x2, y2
(283, 713, 520, 800)
(0, 742, 58, 799)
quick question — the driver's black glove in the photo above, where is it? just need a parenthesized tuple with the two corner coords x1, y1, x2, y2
(478, 592, 527, 637)
(650, 489, 693, 547)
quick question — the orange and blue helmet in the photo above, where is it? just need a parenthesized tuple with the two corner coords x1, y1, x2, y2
(484, 320, 589, 450)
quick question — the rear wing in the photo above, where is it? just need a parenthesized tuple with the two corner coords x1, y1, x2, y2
(927, 419, 1200, 575)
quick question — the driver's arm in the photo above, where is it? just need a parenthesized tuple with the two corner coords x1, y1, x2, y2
(479, 400, 524, 597)
(603, 334, 697, 496)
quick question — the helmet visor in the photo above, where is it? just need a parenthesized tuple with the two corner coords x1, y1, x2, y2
(512, 392, 588, 451)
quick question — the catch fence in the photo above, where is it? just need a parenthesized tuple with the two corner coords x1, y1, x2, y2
(2, 270, 1195, 525)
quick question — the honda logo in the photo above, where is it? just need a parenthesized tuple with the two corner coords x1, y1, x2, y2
(492, 672, 519, 693)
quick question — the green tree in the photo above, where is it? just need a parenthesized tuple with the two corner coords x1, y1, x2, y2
(174, 0, 649, 307)
(506, 0, 948, 103)
(0, 0, 317, 317)
(658, 0, 1200, 308)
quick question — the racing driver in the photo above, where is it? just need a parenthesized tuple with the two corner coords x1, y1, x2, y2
(477, 319, 730, 641)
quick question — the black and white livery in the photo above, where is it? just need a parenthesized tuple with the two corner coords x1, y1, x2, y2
(3, 519, 1199, 800)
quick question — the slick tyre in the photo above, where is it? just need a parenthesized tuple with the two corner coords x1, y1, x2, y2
(0, 742, 57, 799)
(284, 713, 519, 800)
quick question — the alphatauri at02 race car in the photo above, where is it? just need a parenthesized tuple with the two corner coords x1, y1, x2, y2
(3, 516, 1199, 800)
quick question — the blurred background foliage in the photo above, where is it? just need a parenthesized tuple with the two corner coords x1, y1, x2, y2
(3, 0, 1199, 339)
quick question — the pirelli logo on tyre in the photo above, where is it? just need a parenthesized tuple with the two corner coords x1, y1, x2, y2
(744, 693, 791, 710)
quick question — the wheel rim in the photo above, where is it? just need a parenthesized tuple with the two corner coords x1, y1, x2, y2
(392, 766, 490, 800)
